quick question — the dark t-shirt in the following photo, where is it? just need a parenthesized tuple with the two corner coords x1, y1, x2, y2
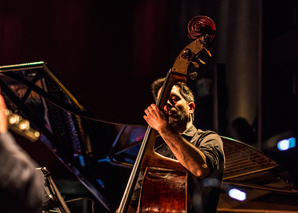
(131, 125, 225, 213)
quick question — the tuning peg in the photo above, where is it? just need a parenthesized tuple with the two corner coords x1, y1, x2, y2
(204, 47, 212, 57)
(197, 58, 206, 65)
(189, 72, 198, 80)
(18, 120, 30, 130)
(4, 109, 40, 142)
(7, 113, 21, 125)
(191, 56, 206, 68)
(191, 61, 200, 68)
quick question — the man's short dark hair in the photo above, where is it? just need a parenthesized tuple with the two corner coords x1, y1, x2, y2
(151, 77, 194, 103)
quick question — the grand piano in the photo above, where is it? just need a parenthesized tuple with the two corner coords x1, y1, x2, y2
(0, 61, 298, 212)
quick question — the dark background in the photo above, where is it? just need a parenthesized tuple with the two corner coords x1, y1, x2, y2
(1, 0, 298, 212)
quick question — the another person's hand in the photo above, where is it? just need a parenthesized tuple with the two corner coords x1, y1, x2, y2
(0, 94, 8, 133)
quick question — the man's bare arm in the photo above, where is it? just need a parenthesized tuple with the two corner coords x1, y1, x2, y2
(144, 104, 210, 178)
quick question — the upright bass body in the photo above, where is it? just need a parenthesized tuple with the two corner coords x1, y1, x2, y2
(118, 15, 216, 213)
(138, 167, 188, 212)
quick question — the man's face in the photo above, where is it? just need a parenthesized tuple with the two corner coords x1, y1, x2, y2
(157, 85, 194, 129)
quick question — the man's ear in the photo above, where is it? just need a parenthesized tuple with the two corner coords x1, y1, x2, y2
(188, 102, 195, 114)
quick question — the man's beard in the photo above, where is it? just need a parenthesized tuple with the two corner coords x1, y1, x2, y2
(167, 109, 189, 128)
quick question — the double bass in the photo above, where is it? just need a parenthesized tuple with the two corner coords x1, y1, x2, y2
(118, 15, 216, 213)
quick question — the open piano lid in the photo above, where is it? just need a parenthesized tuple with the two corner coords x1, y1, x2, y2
(0, 62, 297, 212)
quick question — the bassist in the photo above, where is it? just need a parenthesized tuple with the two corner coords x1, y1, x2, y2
(129, 78, 225, 213)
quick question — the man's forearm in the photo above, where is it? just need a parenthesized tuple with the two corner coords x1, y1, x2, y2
(158, 124, 210, 178)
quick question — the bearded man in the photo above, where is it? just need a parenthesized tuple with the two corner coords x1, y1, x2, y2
(127, 78, 225, 213)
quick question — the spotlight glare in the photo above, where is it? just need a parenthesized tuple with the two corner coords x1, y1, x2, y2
(289, 137, 296, 148)
(228, 188, 246, 201)
(277, 137, 296, 151)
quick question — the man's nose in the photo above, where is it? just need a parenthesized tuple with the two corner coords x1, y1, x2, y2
(167, 98, 173, 105)
(164, 100, 172, 111)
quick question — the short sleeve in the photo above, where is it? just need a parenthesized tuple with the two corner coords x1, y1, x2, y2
(191, 131, 225, 177)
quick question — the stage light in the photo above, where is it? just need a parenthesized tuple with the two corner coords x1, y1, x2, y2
(277, 137, 296, 151)
(97, 179, 104, 188)
(228, 188, 246, 201)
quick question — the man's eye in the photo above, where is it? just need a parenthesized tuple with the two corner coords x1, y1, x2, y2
(171, 97, 179, 102)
